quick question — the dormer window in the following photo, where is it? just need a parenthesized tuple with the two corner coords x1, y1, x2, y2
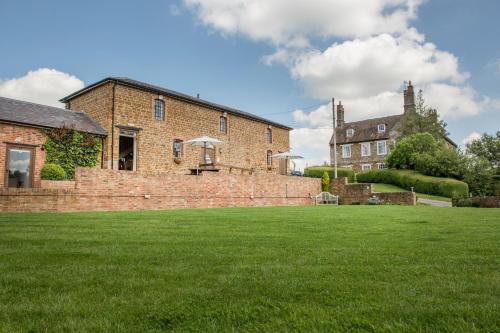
(346, 129, 354, 137)
(378, 124, 386, 133)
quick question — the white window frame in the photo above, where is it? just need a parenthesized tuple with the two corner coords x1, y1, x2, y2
(377, 124, 386, 133)
(377, 162, 387, 170)
(360, 142, 371, 157)
(361, 164, 372, 171)
(342, 144, 352, 158)
(343, 165, 353, 170)
(377, 140, 387, 156)
(346, 129, 354, 137)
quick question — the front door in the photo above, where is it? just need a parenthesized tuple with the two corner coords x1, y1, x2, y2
(118, 130, 137, 171)
(5, 145, 34, 188)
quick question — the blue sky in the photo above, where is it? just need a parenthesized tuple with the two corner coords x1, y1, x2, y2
(0, 0, 498, 167)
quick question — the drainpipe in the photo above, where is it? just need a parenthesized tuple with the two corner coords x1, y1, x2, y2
(110, 81, 116, 169)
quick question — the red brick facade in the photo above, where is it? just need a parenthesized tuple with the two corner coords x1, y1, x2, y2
(0, 168, 320, 212)
(66, 81, 291, 174)
(0, 123, 46, 188)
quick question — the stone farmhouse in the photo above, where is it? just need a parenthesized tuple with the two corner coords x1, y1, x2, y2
(1, 77, 292, 189)
(330, 82, 457, 172)
(61, 77, 291, 175)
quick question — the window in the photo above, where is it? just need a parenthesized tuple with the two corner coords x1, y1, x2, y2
(173, 139, 183, 159)
(377, 162, 387, 170)
(220, 116, 227, 134)
(346, 129, 354, 137)
(361, 142, 371, 157)
(267, 150, 273, 166)
(266, 128, 272, 144)
(377, 140, 387, 155)
(154, 99, 164, 121)
(342, 145, 351, 158)
(378, 124, 386, 133)
(361, 164, 372, 171)
(343, 165, 353, 170)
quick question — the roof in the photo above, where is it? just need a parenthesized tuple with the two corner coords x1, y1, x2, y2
(0, 96, 106, 136)
(60, 77, 293, 130)
(330, 113, 458, 147)
(331, 114, 403, 145)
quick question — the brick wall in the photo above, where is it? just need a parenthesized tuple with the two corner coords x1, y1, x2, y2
(0, 168, 320, 212)
(331, 177, 416, 205)
(0, 124, 46, 188)
(67, 83, 290, 174)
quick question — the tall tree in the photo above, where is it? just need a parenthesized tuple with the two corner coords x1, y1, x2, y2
(466, 132, 500, 168)
(401, 89, 448, 141)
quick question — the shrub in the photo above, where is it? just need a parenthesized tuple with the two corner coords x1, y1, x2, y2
(321, 171, 330, 192)
(41, 163, 66, 180)
(463, 156, 495, 196)
(304, 166, 355, 183)
(356, 169, 468, 198)
(387, 133, 438, 169)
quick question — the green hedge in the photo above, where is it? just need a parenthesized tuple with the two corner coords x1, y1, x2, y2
(304, 166, 356, 183)
(356, 169, 469, 198)
(41, 163, 66, 180)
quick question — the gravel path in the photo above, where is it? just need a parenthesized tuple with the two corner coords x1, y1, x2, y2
(418, 198, 452, 207)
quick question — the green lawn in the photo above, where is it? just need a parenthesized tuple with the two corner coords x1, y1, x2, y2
(372, 183, 452, 202)
(1, 206, 499, 332)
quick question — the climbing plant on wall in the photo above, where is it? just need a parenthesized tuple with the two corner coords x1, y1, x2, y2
(44, 127, 101, 179)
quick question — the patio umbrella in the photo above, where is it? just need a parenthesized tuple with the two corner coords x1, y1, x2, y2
(273, 152, 303, 172)
(185, 136, 223, 165)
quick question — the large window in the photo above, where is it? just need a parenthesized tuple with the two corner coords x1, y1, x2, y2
(220, 116, 227, 134)
(154, 99, 164, 121)
(267, 150, 273, 166)
(377, 140, 387, 155)
(173, 139, 183, 159)
(266, 128, 272, 144)
(342, 145, 351, 158)
(361, 142, 371, 157)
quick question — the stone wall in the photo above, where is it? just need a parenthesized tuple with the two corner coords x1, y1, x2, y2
(331, 177, 416, 205)
(67, 82, 290, 174)
(0, 168, 321, 213)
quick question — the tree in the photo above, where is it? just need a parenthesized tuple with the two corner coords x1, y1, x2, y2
(387, 133, 439, 169)
(321, 171, 330, 192)
(466, 132, 500, 168)
(463, 156, 495, 196)
(401, 89, 448, 141)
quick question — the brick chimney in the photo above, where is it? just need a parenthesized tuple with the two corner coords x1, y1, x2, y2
(403, 80, 415, 114)
(336, 101, 345, 127)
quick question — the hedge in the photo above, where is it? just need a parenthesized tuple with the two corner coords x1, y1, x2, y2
(304, 166, 356, 183)
(41, 163, 66, 180)
(356, 169, 468, 198)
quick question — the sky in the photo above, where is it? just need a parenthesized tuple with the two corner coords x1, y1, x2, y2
(0, 0, 499, 169)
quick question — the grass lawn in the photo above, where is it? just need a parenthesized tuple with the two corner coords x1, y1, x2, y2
(1, 206, 499, 332)
(372, 183, 452, 202)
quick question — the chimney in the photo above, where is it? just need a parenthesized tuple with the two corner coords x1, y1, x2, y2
(403, 80, 415, 114)
(336, 101, 345, 127)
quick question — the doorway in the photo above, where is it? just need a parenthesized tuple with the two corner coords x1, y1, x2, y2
(118, 131, 136, 171)
(5, 145, 34, 188)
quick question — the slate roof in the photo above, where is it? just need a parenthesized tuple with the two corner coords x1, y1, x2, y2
(331, 114, 403, 145)
(60, 77, 293, 130)
(330, 113, 457, 147)
(0, 96, 106, 136)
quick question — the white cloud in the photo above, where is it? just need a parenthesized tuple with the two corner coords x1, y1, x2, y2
(0, 68, 84, 107)
(290, 30, 467, 99)
(461, 132, 481, 145)
(184, 0, 422, 44)
(291, 127, 333, 171)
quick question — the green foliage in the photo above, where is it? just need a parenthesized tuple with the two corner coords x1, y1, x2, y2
(304, 166, 356, 183)
(463, 156, 495, 196)
(387, 133, 438, 169)
(356, 169, 469, 198)
(466, 131, 500, 168)
(44, 127, 101, 179)
(321, 171, 330, 192)
(401, 89, 448, 141)
(414, 147, 466, 179)
(40, 163, 66, 180)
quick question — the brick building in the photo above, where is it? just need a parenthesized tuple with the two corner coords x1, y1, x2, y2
(61, 77, 291, 174)
(330, 82, 457, 172)
(0, 97, 106, 188)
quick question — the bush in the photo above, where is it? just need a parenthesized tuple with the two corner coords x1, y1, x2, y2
(387, 133, 438, 169)
(304, 166, 356, 183)
(41, 163, 66, 180)
(356, 169, 468, 198)
(321, 171, 330, 192)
